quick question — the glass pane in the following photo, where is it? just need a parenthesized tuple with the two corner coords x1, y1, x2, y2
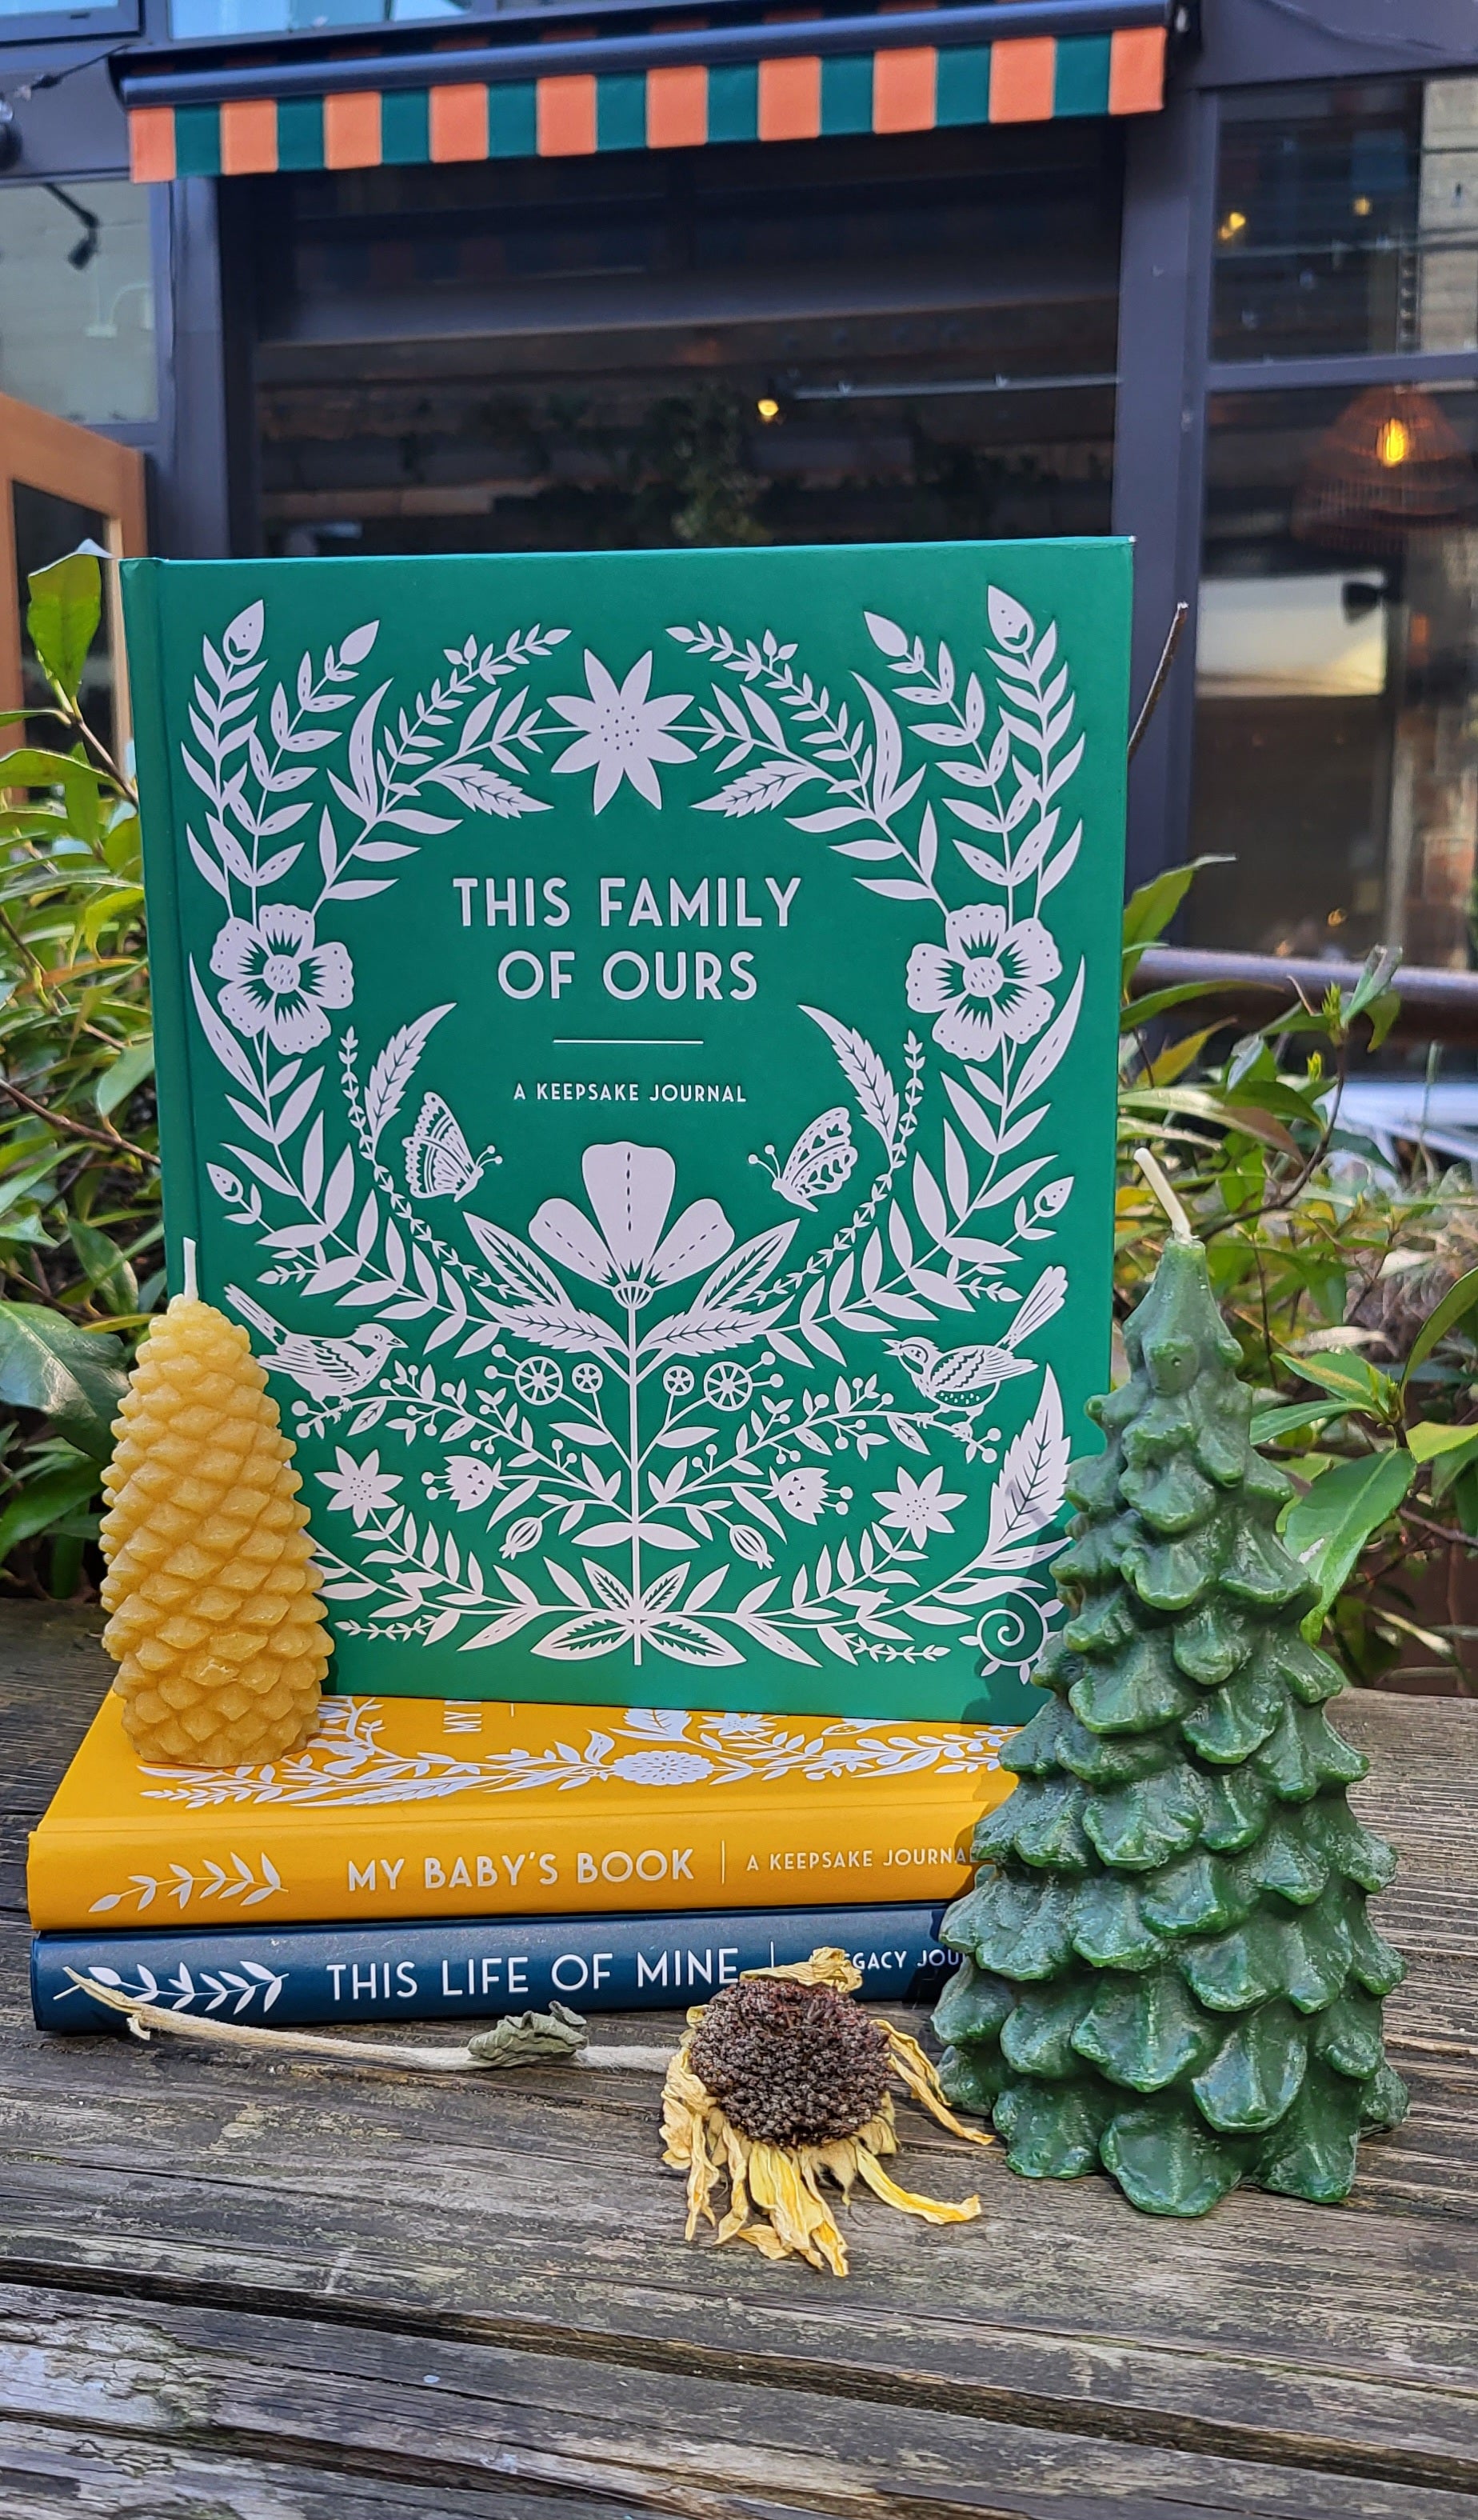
(172, 0, 477, 33)
(0, 180, 155, 424)
(1212, 77, 1478, 362)
(1189, 382, 1478, 970)
(252, 130, 1120, 554)
(11, 483, 115, 754)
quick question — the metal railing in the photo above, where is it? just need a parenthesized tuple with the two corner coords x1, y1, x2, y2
(1129, 948, 1478, 1047)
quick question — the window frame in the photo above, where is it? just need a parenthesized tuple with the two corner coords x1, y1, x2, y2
(0, 0, 137, 45)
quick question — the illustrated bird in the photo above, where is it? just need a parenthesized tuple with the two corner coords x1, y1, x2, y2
(226, 1286, 403, 1405)
(888, 1266, 1068, 1410)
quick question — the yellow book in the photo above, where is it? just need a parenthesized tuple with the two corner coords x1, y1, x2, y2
(30, 1690, 1017, 1931)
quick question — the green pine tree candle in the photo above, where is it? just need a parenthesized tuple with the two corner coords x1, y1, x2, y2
(933, 1176, 1409, 2217)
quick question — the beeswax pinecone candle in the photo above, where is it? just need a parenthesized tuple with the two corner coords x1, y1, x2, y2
(933, 1232, 1408, 2218)
(100, 1292, 330, 1766)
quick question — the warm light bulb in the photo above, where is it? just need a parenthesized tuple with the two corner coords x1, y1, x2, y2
(1217, 209, 1247, 243)
(1353, 194, 1372, 216)
(756, 396, 781, 423)
(1376, 417, 1410, 468)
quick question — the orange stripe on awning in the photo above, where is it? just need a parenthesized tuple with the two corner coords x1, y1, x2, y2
(989, 35, 1054, 122)
(322, 88, 382, 168)
(873, 45, 935, 132)
(1108, 22, 1165, 113)
(646, 61, 707, 146)
(429, 82, 487, 159)
(757, 53, 821, 140)
(219, 95, 278, 175)
(129, 106, 176, 183)
(537, 72, 597, 154)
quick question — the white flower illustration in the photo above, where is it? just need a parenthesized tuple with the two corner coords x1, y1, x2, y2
(531, 1142, 732, 1310)
(609, 1749, 714, 1786)
(318, 1448, 401, 1526)
(437, 1457, 499, 1511)
(549, 650, 693, 812)
(874, 1464, 966, 1543)
(769, 1466, 831, 1523)
(905, 904, 1060, 1063)
(210, 903, 354, 1055)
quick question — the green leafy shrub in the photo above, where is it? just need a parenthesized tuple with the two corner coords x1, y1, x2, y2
(2, 560, 1476, 1688)
(0, 553, 156, 1595)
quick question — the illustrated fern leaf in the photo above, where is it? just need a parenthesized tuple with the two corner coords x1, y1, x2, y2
(363, 1004, 453, 1152)
(801, 1006, 900, 1153)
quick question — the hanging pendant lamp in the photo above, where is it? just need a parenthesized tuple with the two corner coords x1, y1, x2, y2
(1292, 384, 1478, 554)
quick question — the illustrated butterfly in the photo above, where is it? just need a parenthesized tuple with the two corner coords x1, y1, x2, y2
(404, 1094, 501, 1202)
(751, 1107, 858, 1211)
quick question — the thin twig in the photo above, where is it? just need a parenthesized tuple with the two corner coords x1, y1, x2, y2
(1404, 1508, 1478, 1554)
(1127, 602, 1189, 762)
(0, 1076, 154, 1166)
(63, 1973, 675, 2073)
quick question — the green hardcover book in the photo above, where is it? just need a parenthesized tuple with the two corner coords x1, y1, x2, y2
(122, 541, 1128, 1721)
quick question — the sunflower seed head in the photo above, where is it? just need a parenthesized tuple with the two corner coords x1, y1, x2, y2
(689, 1976, 891, 2146)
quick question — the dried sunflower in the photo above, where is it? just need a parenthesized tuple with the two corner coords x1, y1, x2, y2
(661, 1947, 992, 2276)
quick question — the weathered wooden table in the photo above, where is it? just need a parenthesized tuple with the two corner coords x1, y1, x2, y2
(0, 1603, 1472, 2518)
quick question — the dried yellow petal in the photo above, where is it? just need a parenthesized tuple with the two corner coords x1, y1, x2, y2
(884, 2023, 995, 2147)
(745, 1946, 863, 1996)
(660, 1950, 991, 2279)
(851, 2143, 981, 2226)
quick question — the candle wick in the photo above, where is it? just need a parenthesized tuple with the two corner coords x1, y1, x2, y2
(1133, 1148, 1195, 1244)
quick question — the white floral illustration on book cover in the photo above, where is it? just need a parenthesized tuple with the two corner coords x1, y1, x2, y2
(82, 1699, 1013, 1917)
(178, 584, 1089, 1689)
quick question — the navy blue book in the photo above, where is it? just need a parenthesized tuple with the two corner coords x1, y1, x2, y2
(34, 1902, 961, 2033)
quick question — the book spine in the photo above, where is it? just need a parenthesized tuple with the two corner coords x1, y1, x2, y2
(34, 1903, 963, 2033)
(30, 1781, 993, 1930)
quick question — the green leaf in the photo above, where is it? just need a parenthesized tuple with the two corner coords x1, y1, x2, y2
(0, 1451, 100, 1565)
(1280, 1450, 1416, 1626)
(1251, 1399, 1348, 1446)
(26, 553, 102, 709)
(1276, 1348, 1400, 1419)
(1341, 946, 1402, 1026)
(83, 888, 146, 955)
(95, 1032, 154, 1118)
(0, 747, 109, 792)
(1401, 1262, 1478, 1391)
(1120, 1085, 1298, 1155)
(0, 1301, 127, 1461)
(68, 1218, 138, 1317)
(1404, 1419, 1478, 1463)
(1120, 982, 1236, 1031)
(1121, 858, 1229, 962)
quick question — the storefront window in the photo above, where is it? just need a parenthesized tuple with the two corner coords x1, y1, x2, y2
(1214, 77, 1478, 362)
(242, 127, 1120, 555)
(172, 0, 477, 35)
(0, 180, 155, 424)
(1189, 381, 1478, 968)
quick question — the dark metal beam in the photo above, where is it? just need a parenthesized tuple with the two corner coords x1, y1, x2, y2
(1112, 82, 1219, 896)
(1131, 946, 1478, 1046)
(1207, 350, 1478, 394)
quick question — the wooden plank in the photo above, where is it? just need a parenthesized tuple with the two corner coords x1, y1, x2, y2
(0, 2011, 1472, 2492)
(0, 2282, 1472, 2520)
(0, 1608, 1473, 2513)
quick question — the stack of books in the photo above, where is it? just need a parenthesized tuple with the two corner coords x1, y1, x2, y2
(30, 1689, 1018, 2032)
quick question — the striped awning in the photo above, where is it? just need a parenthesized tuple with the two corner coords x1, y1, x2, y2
(121, 0, 1172, 181)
